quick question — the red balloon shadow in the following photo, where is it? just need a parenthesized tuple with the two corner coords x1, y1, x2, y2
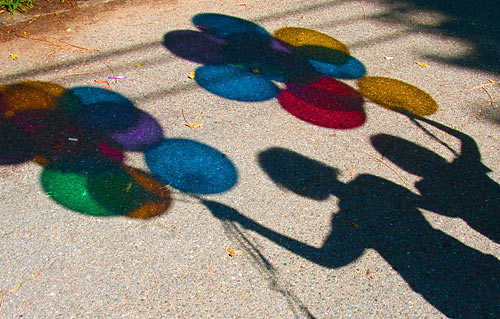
(278, 77, 366, 129)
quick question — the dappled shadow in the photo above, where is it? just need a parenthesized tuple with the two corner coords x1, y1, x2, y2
(377, 0, 500, 74)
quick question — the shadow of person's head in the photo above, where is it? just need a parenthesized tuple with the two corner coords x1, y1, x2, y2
(258, 147, 340, 200)
(370, 134, 452, 178)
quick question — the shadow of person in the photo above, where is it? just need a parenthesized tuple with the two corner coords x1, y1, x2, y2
(205, 147, 500, 318)
(371, 116, 500, 244)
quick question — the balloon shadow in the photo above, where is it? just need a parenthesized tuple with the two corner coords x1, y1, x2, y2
(41, 156, 171, 218)
(145, 138, 238, 195)
(1, 81, 172, 219)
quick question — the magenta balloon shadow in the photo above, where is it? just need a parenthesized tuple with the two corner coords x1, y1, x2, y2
(277, 77, 366, 129)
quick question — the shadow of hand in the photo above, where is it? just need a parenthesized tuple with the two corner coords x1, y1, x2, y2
(202, 199, 242, 221)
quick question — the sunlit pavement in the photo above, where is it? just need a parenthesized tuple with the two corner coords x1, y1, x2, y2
(0, 0, 499, 318)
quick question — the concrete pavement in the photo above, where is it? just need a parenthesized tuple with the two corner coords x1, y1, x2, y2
(0, 0, 499, 318)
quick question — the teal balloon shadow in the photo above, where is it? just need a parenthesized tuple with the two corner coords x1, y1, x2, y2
(145, 139, 238, 194)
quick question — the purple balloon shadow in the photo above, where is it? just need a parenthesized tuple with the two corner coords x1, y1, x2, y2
(110, 111, 164, 151)
(163, 30, 229, 65)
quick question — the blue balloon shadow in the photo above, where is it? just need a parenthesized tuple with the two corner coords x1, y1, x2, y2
(145, 138, 238, 194)
(58, 87, 138, 132)
(192, 13, 269, 39)
(195, 64, 279, 102)
(57, 87, 164, 151)
(309, 55, 366, 79)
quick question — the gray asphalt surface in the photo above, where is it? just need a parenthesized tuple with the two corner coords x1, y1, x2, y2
(0, 0, 499, 318)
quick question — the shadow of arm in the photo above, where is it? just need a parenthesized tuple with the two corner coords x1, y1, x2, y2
(204, 199, 361, 268)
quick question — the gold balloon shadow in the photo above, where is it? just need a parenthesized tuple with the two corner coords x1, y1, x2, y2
(274, 27, 349, 54)
(357, 76, 438, 116)
(124, 166, 173, 219)
(274, 27, 351, 65)
(0, 81, 66, 117)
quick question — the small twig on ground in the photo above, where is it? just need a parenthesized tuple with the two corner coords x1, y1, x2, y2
(15, 33, 99, 53)
(59, 62, 115, 78)
(58, 70, 105, 78)
(359, 149, 408, 185)
(66, 63, 104, 73)
(481, 87, 496, 105)
(360, 0, 366, 18)
(467, 79, 499, 91)
(181, 110, 207, 128)
(0, 256, 53, 311)
(468, 79, 500, 106)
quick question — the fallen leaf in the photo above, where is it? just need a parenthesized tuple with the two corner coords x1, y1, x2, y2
(124, 182, 133, 192)
(185, 121, 203, 128)
(135, 63, 142, 67)
(225, 246, 236, 257)
(182, 109, 206, 128)
(10, 54, 18, 60)
(188, 71, 196, 79)
(366, 269, 372, 279)
(346, 221, 360, 227)
(414, 61, 428, 67)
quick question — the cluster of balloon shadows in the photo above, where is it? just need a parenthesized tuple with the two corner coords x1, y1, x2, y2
(0, 81, 238, 218)
(204, 114, 500, 318)
(163, 13, 441, 130)
(163, 13, 368, 129)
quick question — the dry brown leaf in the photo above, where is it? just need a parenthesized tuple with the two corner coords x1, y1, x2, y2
(414, 61, 428, 67)
(182, 110, 207, 128)
(346, 221, 360, 227)
(225, 246, 236, 257)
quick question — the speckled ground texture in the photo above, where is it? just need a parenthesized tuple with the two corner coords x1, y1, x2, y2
(0, 0, 499, 318)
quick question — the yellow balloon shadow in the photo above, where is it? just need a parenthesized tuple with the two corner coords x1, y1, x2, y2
(357, 76, 438, 116)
